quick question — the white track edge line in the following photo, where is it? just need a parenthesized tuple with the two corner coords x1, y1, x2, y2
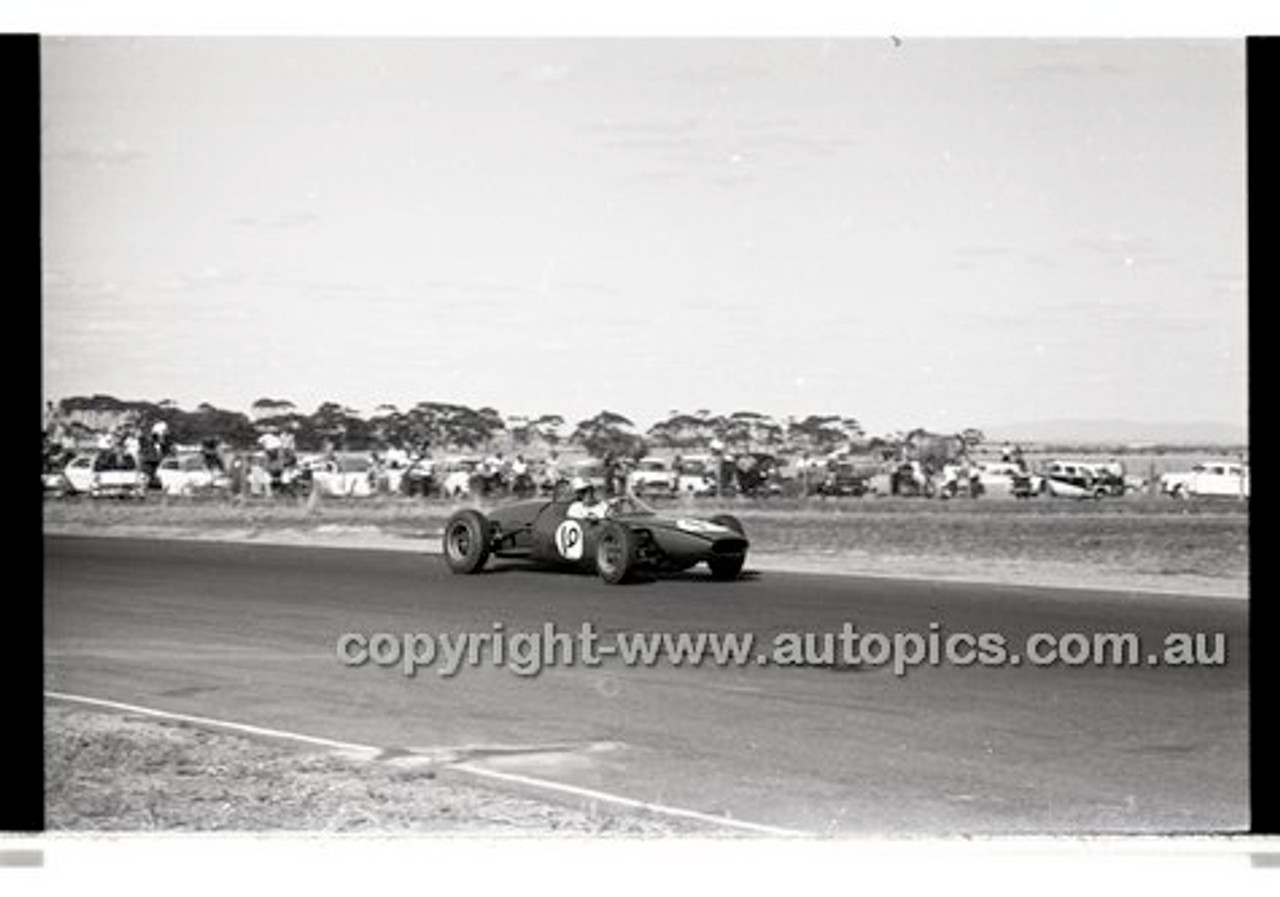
(46, 691, 382, 753)
(449, 762, 808, 837)
(45, 690, 810, 838)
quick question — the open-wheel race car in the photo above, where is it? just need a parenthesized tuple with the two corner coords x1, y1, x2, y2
(441, 489, 749, 584)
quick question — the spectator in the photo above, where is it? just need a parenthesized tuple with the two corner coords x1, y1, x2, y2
(542, 451, 562, 492)
(602, 452, 618, 498)
(123, 430, 141, 463)
(248, 461, 272, 497)
(150, 421, 174, 458)
(511, 453, 533, 496)
(259, 429, 283, 455)
(201, 437, 224, 473)
(139, 434, 162, 488)
(228, 454, 246, 496)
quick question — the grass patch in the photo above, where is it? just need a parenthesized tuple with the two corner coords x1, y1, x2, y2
(45, 492, 1249, 589)
(45, 703, 705, 834)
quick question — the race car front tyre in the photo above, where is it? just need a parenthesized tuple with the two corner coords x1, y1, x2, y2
(707, 514, 747, 580)
(707, 553, 746, 580)
(442, 509, 491, 574)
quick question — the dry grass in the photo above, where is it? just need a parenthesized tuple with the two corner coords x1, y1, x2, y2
(45, 703, 706, 834)
(44, 491, 1249, 589)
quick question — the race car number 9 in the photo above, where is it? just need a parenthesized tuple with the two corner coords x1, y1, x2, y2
(554, 520, 584, 560)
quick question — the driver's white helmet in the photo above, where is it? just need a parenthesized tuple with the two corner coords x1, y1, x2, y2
(569, 476, 591, 494)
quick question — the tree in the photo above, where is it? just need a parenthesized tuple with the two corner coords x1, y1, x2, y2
(960, 428, 986, 450)
(369, 405, 415, 449)
(786, 415, 853, 457)
(572, 410, 646, 460)
(251, 397, 297, 419)
(723, 411, 785, 453)
(646, 411, 722, 450)
(168, 402, 258, 447)
(304, 402, 372, 451)
(403, 401, 505, 452)
(903, 428, 969, 474)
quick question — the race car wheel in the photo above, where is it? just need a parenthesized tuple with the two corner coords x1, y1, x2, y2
(596, 521, 637, 584)
(707, 553, 746, 581)
(709, 514, 744, 535)
(442, 509, 491, 574)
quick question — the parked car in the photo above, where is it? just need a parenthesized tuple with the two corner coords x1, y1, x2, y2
(42, 470, 69, 496)
(937, 463, 982, 499)
(673, 455, 717, 496)
(729, 452, 783, 497)
(433, 457, 481, 498)
(973, 461, 1044, 498)
(627, 457, 678, 496)
(812, 461, 869, 497)
(309, 454, 376, 498)
(157, 453, 231, 495)
(1042, 460, 1125, 499)
(61, 453, 98, 494)
(89, 451, 148, 499)
(1160, 461, 1249, 499)
(398, 457, 437, 497)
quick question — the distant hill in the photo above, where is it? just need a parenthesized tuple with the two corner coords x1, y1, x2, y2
(984, 418, 1248, 447)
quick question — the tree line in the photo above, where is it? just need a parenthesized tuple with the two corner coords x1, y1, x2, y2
(49, 395, 985, 460)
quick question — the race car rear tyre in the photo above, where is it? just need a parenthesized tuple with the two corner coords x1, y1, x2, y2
(709, 514, 744, 535)
(443, 509, 491, 574)
(596, 521, 637, 584)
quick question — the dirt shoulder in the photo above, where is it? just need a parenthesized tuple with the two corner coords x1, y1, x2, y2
(45, 701, 706, 834)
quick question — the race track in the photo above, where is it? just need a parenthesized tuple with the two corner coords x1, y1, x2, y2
(43, 535, 1248, 835)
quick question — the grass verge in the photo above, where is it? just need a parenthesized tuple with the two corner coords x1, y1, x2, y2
(45, 702, 704, 834)
(44, 493, 1249, 597)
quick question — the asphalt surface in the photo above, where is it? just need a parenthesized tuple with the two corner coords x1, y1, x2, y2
(43, 534, 1248, 835)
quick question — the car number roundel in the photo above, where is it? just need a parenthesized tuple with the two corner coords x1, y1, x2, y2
(554, 520, 584, 560)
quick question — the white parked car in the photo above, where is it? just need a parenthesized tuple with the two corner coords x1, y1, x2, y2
(627, 457, 677, 496)
(1160, 461, 1249, 499)
(157, 453, 230, 495)
(62, 451, 148, 498)
(973, 461, 1044, 498)
(61, 453, 98, 494)
(673, 455, 718, 496)
(309, 454, 376, 498)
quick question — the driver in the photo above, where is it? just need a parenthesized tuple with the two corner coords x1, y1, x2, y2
(566, 476, 609, 520)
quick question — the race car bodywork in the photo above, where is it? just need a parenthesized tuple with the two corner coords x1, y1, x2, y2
(442, 493, 749, 584)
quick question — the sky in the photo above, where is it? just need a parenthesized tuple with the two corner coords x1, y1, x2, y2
(40, 36, 1248, 437)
